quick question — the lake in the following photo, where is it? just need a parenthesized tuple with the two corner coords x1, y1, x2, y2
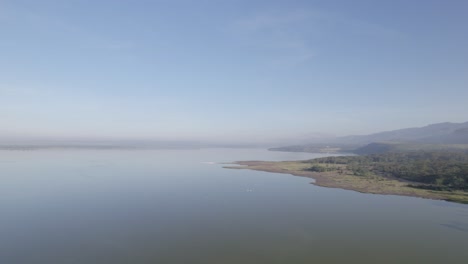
(1, 148, 467, 263)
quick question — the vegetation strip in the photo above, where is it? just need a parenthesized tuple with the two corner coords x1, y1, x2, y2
(224, 151, 468, 204)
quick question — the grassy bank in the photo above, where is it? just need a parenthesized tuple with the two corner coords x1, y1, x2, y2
(224, 158, 468, 204)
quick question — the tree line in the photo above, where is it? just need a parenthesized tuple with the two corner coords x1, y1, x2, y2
(304, 151, 468, 191)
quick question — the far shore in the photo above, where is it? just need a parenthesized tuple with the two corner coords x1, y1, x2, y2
(224, 161, 468, 204)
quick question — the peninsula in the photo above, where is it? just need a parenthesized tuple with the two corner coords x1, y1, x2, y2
(225, 151, 468, 204)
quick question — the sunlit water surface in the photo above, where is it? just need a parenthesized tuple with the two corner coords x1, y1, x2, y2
(0, 149, 467, 264)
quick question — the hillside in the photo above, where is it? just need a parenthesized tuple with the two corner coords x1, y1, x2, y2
(270, 121, 468, 154)
(336, 122, 468, 144)
(353, 142, 468, 155)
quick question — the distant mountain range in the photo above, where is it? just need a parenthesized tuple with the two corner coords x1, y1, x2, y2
(270, 121, 468, 154)
(335, 121, 468, 144)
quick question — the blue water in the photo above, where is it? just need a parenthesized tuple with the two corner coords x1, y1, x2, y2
(0, 149, 467, 263)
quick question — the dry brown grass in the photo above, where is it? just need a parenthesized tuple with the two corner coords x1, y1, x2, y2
(224, 161, 468, 204)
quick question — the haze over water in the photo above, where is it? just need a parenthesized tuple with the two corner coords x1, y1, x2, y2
(1, 148, 467, 264)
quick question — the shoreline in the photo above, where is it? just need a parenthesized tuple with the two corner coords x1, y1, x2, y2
(224, 160, 468, 204)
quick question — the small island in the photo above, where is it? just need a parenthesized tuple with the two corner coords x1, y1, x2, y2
(225, 151, 468, 204)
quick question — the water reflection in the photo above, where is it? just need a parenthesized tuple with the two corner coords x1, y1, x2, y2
(0, 149, 467, 263)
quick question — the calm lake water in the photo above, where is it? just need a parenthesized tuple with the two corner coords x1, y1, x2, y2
(1, 148, 467, 264)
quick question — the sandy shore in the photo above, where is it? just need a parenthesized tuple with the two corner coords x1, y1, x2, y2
(224, 160, 468, 204)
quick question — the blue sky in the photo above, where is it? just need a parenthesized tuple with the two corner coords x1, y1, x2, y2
(1, 0, 467, 143)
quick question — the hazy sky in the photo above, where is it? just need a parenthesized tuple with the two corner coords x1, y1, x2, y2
(1, 0, 467, 143)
